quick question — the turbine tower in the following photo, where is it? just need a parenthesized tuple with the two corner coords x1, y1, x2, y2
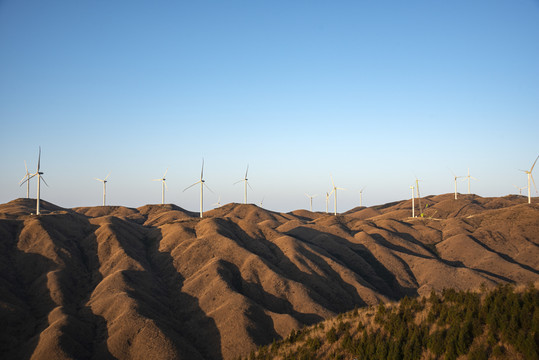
(359, 187, 366, 207)
(184, 159, 213, 218)
(21, 147, 48, 215)
(451, 171, 463, 200)
(464, 168, 476, 194)
(305, 193, 317, 212)
(410, 185, 415, 218)
(520, 155, 539, 204)
(234, 165, 252, 204)
(152, 168, 168, 205)
(415, 177, 422, 217)
(325, 192, 330, 214)
(19, 161, 32, 198)
(329, 175, 345, 216)
(95, 172, 110, 206)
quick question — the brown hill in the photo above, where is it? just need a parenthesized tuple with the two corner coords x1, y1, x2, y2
(0, 195, 538, 359)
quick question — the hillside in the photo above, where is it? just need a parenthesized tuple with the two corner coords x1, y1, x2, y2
(0, 194, 538, 359)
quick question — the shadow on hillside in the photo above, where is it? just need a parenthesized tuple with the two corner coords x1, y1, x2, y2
(41, 214, 115, 359)
(217, 259, 323, 343)
(0, 217, 114, 359)
(139, 227, 223, 360)
(286, 226, 418, 300)
(468, 234, 539, 276)
(214, 218, 384, 314)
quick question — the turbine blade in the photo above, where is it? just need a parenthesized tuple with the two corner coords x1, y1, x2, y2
(41, 176, 49, 187)
(163, 168, 168, 178)
(305, 193, 310, 198)
(95, 178, 103, 182)
(164, 181, 169, 191)
(37, 146, 41, 172)
(201, 158, 204, 179)
(330, 174, 335, 187)
(183, 181, 201, 192)
(152, 178, 161, 181)
(233, 179, 243, 185)
(245, 164, 249, 179)
(531, 155, 539, 172)
(19, 174, 28, 184)
(247, 182, 253, 191)
(24, 160, 28, 173)
(204, 182, 215, 194)
(104, 172, 111, 181)
(19, 177, 29, 186)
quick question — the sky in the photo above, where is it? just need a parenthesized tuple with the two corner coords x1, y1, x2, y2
(1, 0, 538, 213)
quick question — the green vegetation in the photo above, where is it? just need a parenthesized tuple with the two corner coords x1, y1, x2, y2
(244, 283, 539, 360)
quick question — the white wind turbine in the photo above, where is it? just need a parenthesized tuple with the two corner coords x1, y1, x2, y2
(21, 147, 48, 215)
(305, 193, 317, 212)
(325, 192, 330, 214)
(520, 155, 539, 204)
(329, 175, 345, 216)
(259, 196, 265, 207)
(359, 187, 366, 207)
(410, 185, 415, 218)
(463, 168, 476, 194)
(95, 173, 110, 206)
(234, 165, 252, 204)
(152, 168, 168, 205)
(451, 171, 464, 200)
(415, 177, 422, 216)
(19, 161, 32, 198)
(513, 185, 527, 196)
(212, 196, 222, 208)
(184, 159, 213, 218)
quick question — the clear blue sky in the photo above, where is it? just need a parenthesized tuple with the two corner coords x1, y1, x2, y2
(1, 0, 538, 212)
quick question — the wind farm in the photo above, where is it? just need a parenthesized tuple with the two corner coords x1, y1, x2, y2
(1, 1, 538, 359)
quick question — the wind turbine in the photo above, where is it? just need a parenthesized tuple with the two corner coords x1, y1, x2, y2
(410, 185, 415, 218)
(234, 165, 252, 204)
(21, 147, 48, 215)
(95, 172, 110, 206)
(19, 161, 32, 198)
(329, 175, 345, 216)
(463, 168, 476, 194)
(520, 155, 539, 204)
(305, 193, 317, 212)
(184, 159, 213, 218)
(152, 168, 168, 205)
(325, 192, 330, 214)
(259, 196, 265, 207)
(513, 185, 527, 196)
(415, 177, 422, 216)
(212, 196, 222, 208)
(451, 171, 464, 200)
(359, 187, 366, 207)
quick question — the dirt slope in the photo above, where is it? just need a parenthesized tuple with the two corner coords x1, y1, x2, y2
(0, 195, 537, 359)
